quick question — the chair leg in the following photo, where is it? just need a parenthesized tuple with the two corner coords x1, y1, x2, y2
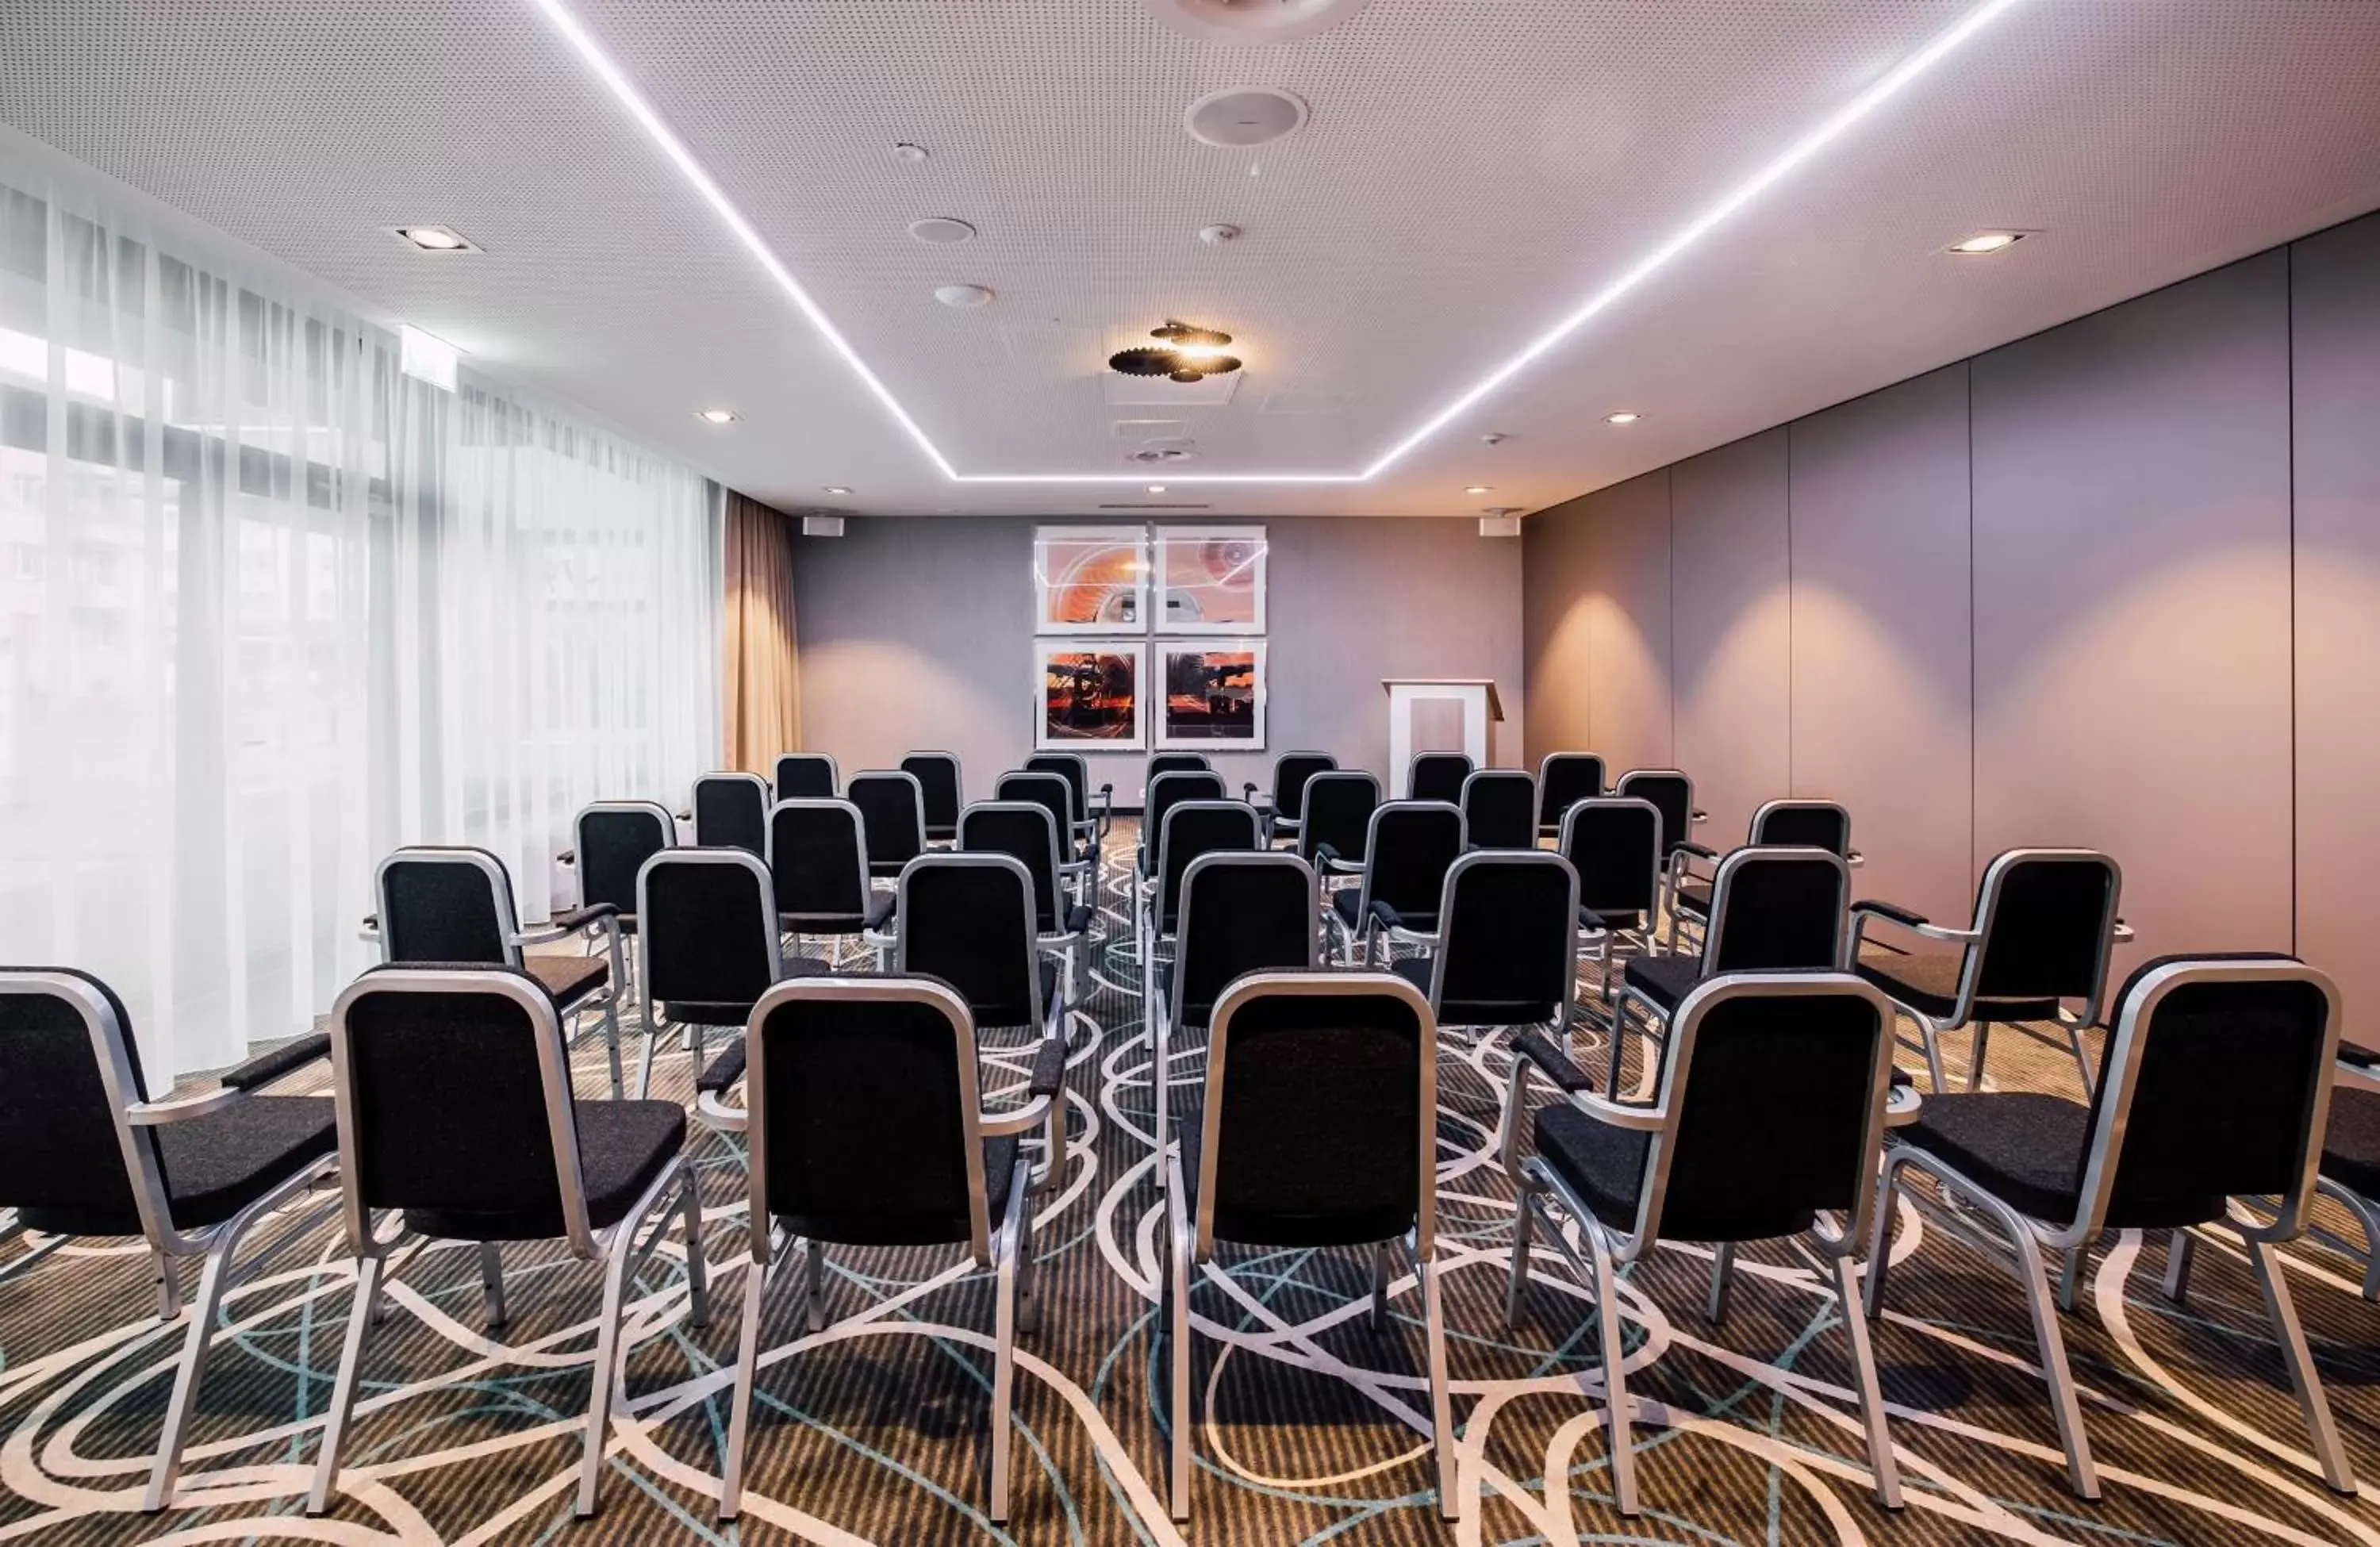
(2161, 1228, 2195, 1303)
(718, 1253, 767, 1521)
(1370, 1242, 1392, 1334)
(1151, 994, 1169, 1193)
(1917, 1012, 1950, 1096)
(143, 1246, 232, 1512)
(600, 985, 626, 1102)
(1967, 1021, 1991, 1093)
(635, 986, 659, 1100)
(680, 1173, 711, 1330)
(1166, 1191, 1195, 1522)
(1829, 1252, 1902, 1509)
(155, 1253, 181, 1321)
(2056, 1242, 2086, 1312)
(1588, 1226, 1637, 1516)
(307, 1253, 384, 1515)
(574, 1235, 635, 1517)
(478, 1242, 507, 1328)
(1864, 1157, 1902, 1319)
(1706, 1241, 1736, 1326)
(1418, 1234, 1458, 1521)
(804, 1238, 827, 1334)
(1506, 1192, 1535, 1330)
(990, 1195, 1024, 1522)
(2246, 1236, 2356, 1494)
(2007, 1223, 2099, 1499)
(2064, 1020, 2097, 1099)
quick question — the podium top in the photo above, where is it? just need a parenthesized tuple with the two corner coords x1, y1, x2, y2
(1380, 678, 1503, 721)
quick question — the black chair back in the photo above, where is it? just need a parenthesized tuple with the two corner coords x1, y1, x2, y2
(1149, 752, 1211, 781)
(1433, 852, 1579, 1026)
(575, 802, 674, 918)
(2084, 955, 2339, 1231)
(1971, 850, 2122, 1010)
(329, 969, 590, 1246)
(768, 800, 872, 927)
(1560, 799, 1664, 922)
(1751, 799, 1850, 856)
(1265, 752, 1338, 824)
(994, 771, 1077, 862)
(774, 753, 838, 801)
(897, 854, 1042, 1027)
(1144, 770, 1226, 864)
(1195, 973, 1435, 1250)
(1173, 854, 1319, 1028)
(1409, 751, 1472, 805)
(1156, 801, 1261, 935)
(1646, 975, 1893, 1243)
(1460, 769, 1537, 850)
(1705, 847, 1849, 973)
(848, 770, 927, 877)
(1298, 772, 1381, 866)
(962, 800, 1067, 934)
(0, 969, 163, 1236)
(1023, 752, 1093, 831)
(900, 752, 965, 842)
(1616, 770, 1695, 858)
(638, 849, 781, 1023)
(1362, 801, 1466, 926)
(745, 977, 991, 1251)
(1537, 753, 1607, 835)
(693, 772, 770, 857)
(377, 847, 516, 965)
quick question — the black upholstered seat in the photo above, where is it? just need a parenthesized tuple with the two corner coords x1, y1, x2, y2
(781, 1135, 1020, 1248)
(406, 1100, 688, 1241)
(1583, 907, 1645, 932)
(525, 953, 608, 1007)
(1856, 949, 2058, 1023)
(663, 952, 831, 1025)
(1621, 954, 1703, 1013)
(1532, 1101, 1649, 1230)
(2322, 1088, 2380, 1199)
(1898, 1092, 2096, 1223)
(22, 1096, 336, 1238)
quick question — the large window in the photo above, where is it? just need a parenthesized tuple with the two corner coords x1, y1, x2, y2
(0, 157, 720, 1077)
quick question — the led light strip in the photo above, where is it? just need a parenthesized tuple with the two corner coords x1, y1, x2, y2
(527, 0, 2026, 486)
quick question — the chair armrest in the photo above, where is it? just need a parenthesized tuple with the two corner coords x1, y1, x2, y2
(1512, 1030, 1595, 1094)
(556, 849, 576, 867)
(1845, 849, 1866, 868)
(221, 1032, 332, 1092)
(1369, 899, 1406, 931)
(2112, 918, 2136, 943)
(981, 1092, 1055, 1138)
(1850, 899, 1976, 945)
(1028, 1035, 1069, 1100)
(1691, 808, 1708, 823)
(1673, 840, 1719, 863)
(695, 1090, 748, 1133)
(1567, 1088, 1668, 1133)
(1314, 842, 1340, 866)
(677, 808, 693, 822)
(696, 1036, 747, 1095)
(125, 1086, 245, 1125)
(551, 903, 618, 932)
(358, 914, 381, 944)
(1884, 1080, 1922, 1127)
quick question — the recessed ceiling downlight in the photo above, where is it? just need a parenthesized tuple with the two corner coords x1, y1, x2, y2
(1147, 0, 1374, 43)
(1184, 87, 1308, 148)
(1946, 229, 2029, 255)
(908, 217, 978, 245)
(386, 225, 479, 253)
(935, 284, 995, 309)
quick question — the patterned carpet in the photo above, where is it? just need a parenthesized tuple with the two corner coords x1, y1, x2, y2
(3, 824, 2378, 1545)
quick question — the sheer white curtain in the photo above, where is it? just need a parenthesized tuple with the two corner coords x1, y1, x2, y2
(0, 148, 720, 1078)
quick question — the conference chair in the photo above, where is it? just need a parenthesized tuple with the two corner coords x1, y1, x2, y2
(0, 969, 340, 1513)
(1139, 800, 1262, 988)
(1608, 846, 1849, 1100)
(1867, 956, 2354, 1500)
(1536, 752, 1607, 839)
(846, 770, 928, 881)
(962, 799, 1096, 997)
(1162, 973, 1454, 1521)
(900, 750, 965, 844)
(306, 967, 707, 1519)
(2307, 1049, 2380, 1301)
(1326, 800, 1465, 965)
(1667, 798, 1859, 951)
(1851, 848, 2126, 1096)
(767, 799, 894, 956)
(1243, 750, 1336, 846)
(367, 846, 629, 1098)
(689, 770, 771, 857)
(1395, 850, 1579, 1054)
(773, 752, 838, 801)
(1407, 750, 1472, 804)
(1135, 769, 1226, 889)
(1459, 767, 1537, 850)
(703, 976, 1049, 1524)
(1558, 797, 1665, 1012)
(564, 800, 675, 943)
(1614, 769, 1705, 871)
(1148, 750, 1211, 781)
(1299, 769, 1382, 881)
(895, 853, 1070, 1185)
(1150, 851, 1319, 1184)
(634, 847, 827, 1097)
(1502, 973, 1907, 1522)
(1024, 750, 1111, 854)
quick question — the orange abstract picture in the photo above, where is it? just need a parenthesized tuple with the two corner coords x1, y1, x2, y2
(1039, 646, 1143, 747)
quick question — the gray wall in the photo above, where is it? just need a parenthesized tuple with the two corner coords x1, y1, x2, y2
(793, 516, 1524, 805)
(1522, 211, 2380, 1043)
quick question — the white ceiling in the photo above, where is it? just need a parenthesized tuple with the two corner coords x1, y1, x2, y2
(3, 0, 2377, 518)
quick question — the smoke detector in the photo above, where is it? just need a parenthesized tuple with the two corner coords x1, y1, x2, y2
(1184, 87, 1309, 148)
(1147, 0, 1375, 44)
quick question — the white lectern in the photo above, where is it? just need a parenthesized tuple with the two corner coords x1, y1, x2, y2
(1383, 678, 1503, 797)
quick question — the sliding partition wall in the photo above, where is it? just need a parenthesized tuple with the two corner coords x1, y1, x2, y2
(0, 149, 722, 1077)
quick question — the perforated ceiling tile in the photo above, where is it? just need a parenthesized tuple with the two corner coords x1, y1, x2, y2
(2, 1, 2375, 516)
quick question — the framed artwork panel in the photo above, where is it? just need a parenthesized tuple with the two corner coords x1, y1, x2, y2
(1157, 527, 1266, 634)
(1156, 641, 1265, 750)
(1035, 526, 1148, 633)
(1037, 642, 1146, 750)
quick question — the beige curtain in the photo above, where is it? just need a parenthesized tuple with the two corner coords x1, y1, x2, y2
(722, 490, 801, 773)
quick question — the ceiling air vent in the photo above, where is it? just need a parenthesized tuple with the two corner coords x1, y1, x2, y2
(1127, 447, 1200, 465)
(1147, 0, 1374, 44)
(1098, 502, 1213, 511)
